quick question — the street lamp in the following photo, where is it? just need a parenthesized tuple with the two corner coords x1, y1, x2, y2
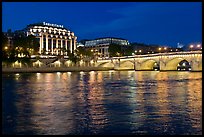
(4, 46, 8, 50)
(189, 45, 194, 51)
(158, 47, 162, 53)
(197, 44, 202, 50)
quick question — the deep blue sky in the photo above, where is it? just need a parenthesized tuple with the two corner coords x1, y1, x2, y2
(2, 2, 202, 47)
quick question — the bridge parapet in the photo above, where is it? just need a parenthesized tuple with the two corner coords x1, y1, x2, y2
(96, 51, 202, 71)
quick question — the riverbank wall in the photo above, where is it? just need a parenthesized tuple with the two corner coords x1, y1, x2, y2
(2, 67, 201, 73)
(2, 67, 114, 73)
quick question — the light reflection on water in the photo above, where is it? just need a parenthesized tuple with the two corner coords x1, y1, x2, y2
(2, 71, 202, 135)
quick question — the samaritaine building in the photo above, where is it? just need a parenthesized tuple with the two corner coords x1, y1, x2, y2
(25, 22, 77, 55)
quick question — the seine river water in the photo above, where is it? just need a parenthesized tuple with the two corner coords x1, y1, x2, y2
(2, 71, 202, 135)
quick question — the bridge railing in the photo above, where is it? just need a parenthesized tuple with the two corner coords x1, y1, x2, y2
(97, 51, 202, 61)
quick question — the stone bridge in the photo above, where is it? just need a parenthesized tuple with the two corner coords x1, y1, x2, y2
(94, 51, 202, 71)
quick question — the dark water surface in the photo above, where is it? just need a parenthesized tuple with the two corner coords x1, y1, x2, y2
(2, 71, 202, 135)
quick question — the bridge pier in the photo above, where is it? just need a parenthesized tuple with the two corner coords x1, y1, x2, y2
(135, 61, 142, 70)
(159, 61, 170, 71)
(191, 60, 202, 71)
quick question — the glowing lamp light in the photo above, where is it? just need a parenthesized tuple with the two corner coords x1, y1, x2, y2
(80, 60, 83, 65)
(190, 45, 194, 48)
(57, 72, 61, 75)
(182, 63, 186, 66)
(197, 44, 201, 48)
(90, 60, 94, 64)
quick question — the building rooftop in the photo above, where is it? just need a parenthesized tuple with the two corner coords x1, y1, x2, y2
(26, 22, 70, 31)
(86, 37, 128, 41)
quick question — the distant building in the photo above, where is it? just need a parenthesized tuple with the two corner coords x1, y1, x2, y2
(3, 33, 14, 48)
(77, 42, 85, 48)
(84, 37, 129, 57)
(24, 22, 77, 55)
(3, 29, 15, 48)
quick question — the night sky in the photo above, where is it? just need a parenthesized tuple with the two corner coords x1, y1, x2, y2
(2, 2, 202, 47)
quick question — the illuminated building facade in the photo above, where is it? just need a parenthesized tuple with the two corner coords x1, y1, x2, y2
(84, 37, 129, 57)
(25, 22, 77, 55)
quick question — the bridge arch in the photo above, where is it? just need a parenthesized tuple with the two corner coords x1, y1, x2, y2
(140, 59, 158, 70)
(164, 57, 191, 70)
(97, 62, 114, 68)
(119, 60, 135, 69)
(177, 60, 191, 71)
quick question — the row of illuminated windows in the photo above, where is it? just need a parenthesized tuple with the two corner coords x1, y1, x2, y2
(32, 26, 69, 32)
(38, 38, 72, 49)
(29, 27, 74, 36)
(42, 36, 74, 41)
(31, 33, 73, 39)
(30, 30, 72, 36)
(85, 38, 128, 46)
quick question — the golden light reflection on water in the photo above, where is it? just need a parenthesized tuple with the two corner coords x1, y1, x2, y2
(186, 73, 202, 129)
(132, 77, 146, 131)
(87, 71, 108, 134)
(155, 72, 171, 127)
(155, 72, 202, 132)
(3, 71, 202, 135)
(16, 73, 76, 134)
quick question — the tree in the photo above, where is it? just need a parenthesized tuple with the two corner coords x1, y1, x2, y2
(2, 33, 9, 60)
(123, 45, 134, 56)
(2, 32, 8, 48)
(75, 47, 93, 59)
(68, 53, 80, 65)
(26, 35, 40, 54)
(108, 44, 122, 57)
